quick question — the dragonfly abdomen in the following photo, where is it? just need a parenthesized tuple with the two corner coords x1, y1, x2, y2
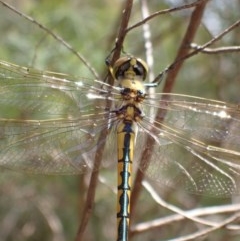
(116, 119, 136, 241)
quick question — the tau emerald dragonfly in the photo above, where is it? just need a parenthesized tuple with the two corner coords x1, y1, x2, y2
(1, 55, 240, 241)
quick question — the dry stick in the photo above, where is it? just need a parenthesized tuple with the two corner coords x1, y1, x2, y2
(100, 6, 124, 79)
(132, 202, 240, 235)
(75, 146, 105, 241)
(0, 1, 99, 79)
(100, 0, 133, 83)
(168, 213, 240, 241)
(114, 0, 133, 53)
(162, 0, 209, 93)
(126, 0, 205, 33)
(129, 0, 209, 235)
(190, 44, 240, 54)
(75, 1, 134, 240)
(131, 181, 240, 237)
(107, 0, 134, 73)
(141, 181, 227, 227)
(154, 18, 240, 84)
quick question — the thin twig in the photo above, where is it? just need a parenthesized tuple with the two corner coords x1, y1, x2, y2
(131, 181, 240, 235)
(131, 204, 240, 235)
(132, 203, 240, 235)
(0, 0, 99, 79)
(168, 213, 240, 241)
(154, 18, 240, 84)
(126, 0, 205, 33)
(75, 172, 99, 241)
(132, 181, 240, 240)
(108, 0, 134, 64)
(160, 0, 209, 92)
(141, 181, 231, 227)
(190, 43, 240, 54)
(75, 147, 108, 241)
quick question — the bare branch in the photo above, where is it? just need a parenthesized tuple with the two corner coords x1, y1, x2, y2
(105, 0, 134, 85)
(110, 1, 133, 57)
(131, 182, 240, 240)
(160, 0, 209, 92)
(75, 165, 102, 240)
(131, 181, 240, 233)
(126, 0, 206, 33)
(168, 213, 240, 241)
(190, 43, 240, 54)
(155, 18, 240, 83)
(132, 204, 240, 235)
(141, 181, 232, 227)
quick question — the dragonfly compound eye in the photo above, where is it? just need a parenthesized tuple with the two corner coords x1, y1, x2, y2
(113, 57, 148, 81)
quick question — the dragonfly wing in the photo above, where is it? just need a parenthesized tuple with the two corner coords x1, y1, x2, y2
(0, 60, 120, 119)
(138, 93, 240, 196)
(0, 61, 119, 174)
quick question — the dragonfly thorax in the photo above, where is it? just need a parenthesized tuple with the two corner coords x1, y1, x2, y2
(119, 78, 146, 101)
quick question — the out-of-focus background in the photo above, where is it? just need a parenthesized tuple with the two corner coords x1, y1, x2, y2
(0, 0, 240, 240)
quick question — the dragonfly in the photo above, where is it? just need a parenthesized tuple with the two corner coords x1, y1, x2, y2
(1, 55, 240, 241)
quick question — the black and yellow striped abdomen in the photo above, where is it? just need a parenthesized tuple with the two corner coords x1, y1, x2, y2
(117, 119, 136, 241)
(116, 102, 140, 241)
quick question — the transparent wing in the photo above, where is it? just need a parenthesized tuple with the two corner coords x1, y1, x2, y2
(137, 93, 240, 196)
(2, 60, 240, 196)
(0, 60, 120, 174)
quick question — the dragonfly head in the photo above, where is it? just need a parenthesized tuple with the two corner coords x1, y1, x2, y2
(112, 57, 148, 81)
(110, 56, 148, 99)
